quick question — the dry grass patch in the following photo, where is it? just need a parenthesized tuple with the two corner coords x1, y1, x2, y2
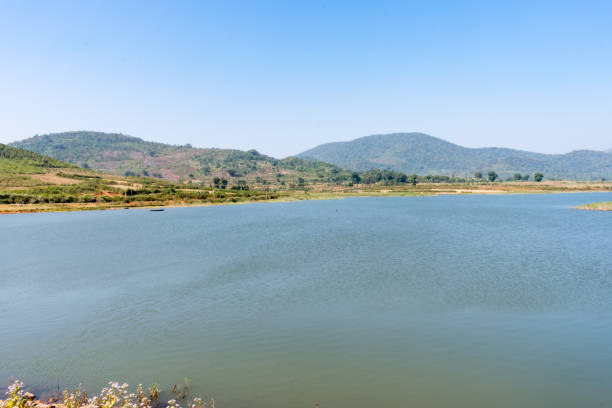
(29, 173, 83, 185)
(576, 201, 612, 211)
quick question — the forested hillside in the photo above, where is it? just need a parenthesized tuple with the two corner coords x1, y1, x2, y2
(11, 131, 353, 187)
(298, 133, 612, 180)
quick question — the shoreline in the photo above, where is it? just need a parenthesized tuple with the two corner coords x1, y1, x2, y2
(1, 380, 211, 408)
(2, 186, 612, 214)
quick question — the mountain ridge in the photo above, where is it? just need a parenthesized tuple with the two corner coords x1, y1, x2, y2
(297, 132, 612, 180)
(10, 131, 354, 187)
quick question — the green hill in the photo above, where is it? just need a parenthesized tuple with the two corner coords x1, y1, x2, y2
(11, 131, 352, 187)
(297, 133, 612, 180)
(0, 143, 283, 210)
(0, 143, 72, 173)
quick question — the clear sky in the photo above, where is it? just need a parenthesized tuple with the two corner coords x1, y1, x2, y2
(1, 0, 611, 158)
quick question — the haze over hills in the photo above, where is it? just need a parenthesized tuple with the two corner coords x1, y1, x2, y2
(10, 131, 353, 187)
(298, 133, 612, 180)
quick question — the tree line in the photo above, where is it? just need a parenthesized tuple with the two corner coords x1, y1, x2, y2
(475, 171, 544, 182)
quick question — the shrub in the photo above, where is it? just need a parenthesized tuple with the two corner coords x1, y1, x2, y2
(63, 385, 86, 408)
(3, 380, 29, 408)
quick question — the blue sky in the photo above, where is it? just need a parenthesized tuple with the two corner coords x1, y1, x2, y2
(1, 0, 611, 157)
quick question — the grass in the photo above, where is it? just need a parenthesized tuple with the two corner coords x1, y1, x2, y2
(0, 165, 285, 212)
(575, 201, 612, 211)
(2, 180, 612, 214)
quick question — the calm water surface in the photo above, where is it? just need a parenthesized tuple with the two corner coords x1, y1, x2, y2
(2, 193, 612, 407)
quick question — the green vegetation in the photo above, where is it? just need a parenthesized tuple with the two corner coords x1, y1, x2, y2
(358, 169, 408, 184)
(297, 132, 612, 180)
(2, 381, 29, 408)
(0, 144, 290, 210)
(0, 177, 281, 206)
(7, 132, 568, 191)
(0, 143, 71, 174)
(576, 201, 612, 211)
(2, 141, 612, 214)
(1, 380, 213, 408)
(3, 131, 501, 190)
(9, 131, 357, 188)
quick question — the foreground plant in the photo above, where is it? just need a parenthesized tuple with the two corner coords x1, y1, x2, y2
(63, 385, 87, 408)
(2, 380, 30, 408)
(146, 384, 159, 403)
(1, 381, 213, 408)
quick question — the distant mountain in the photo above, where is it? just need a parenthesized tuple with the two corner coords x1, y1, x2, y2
(11, 131, 351, 186)
(298, 133, 612, 180)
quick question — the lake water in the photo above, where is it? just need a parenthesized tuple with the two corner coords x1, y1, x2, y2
(2, 193, 612, 407)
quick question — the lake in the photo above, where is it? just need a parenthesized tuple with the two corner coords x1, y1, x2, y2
(2, 193, 612, 407)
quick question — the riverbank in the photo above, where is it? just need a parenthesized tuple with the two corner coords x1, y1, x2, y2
(2, 181, 612, 214)
(575, 201, 612, 211)
(0, 380, 211, 408)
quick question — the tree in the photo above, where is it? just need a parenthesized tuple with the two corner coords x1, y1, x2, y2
(513, 173, 522, 181)
(408, 174, 418, 186)
(534, 172, 544, 182)
(213, 176, 221, 188)
(474, 171, 482, 179)
(350, 172, 361, 184)
(231, 180, 249, 190)
(487, 171, 498, 182)
(522, 174, 530, 181)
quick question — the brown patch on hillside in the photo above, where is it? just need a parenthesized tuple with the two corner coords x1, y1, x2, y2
(28, 173, 83, 185)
